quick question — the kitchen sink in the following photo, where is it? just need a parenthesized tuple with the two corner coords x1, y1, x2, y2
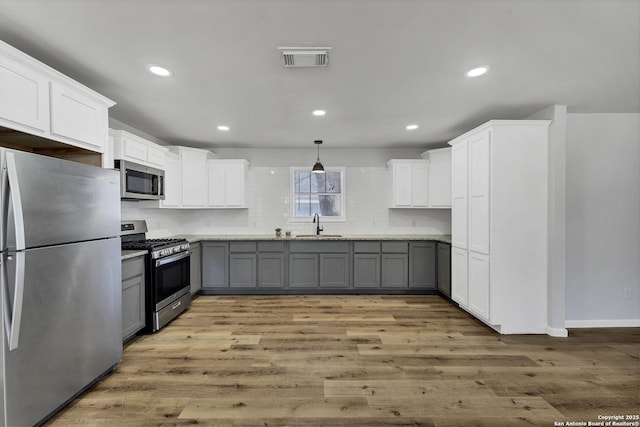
(294, 234, 343, 238)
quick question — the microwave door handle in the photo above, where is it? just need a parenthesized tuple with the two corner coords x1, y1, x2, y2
(6, 152, 26, 251)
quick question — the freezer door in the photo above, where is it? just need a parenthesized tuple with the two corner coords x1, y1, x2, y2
(3, 238, 122, 427)
(1, 148, 120, 250)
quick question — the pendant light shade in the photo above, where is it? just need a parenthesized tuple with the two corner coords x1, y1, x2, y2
(311, 140, 325, 173)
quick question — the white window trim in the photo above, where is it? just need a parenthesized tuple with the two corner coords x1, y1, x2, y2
(289, 167, 346, 222)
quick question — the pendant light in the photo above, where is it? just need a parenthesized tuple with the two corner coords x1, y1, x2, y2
(311, 140, 325, 174)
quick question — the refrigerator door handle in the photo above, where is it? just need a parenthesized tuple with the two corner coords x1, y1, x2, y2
(6, 152, 26, 251)
(2, 252, 25, 351)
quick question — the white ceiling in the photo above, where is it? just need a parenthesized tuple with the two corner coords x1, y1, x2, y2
(0, 0, 638, 149)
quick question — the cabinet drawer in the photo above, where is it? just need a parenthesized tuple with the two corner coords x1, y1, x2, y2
(354, 241, 380, 253)
(229, 241, 257, 252)
(382, 241, 408, 253)
(258, 241, 285, 252)
(289, 241, 349, 253)
(122, 256, 145, 281)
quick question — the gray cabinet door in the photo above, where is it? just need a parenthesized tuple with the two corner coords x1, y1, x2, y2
(189, 242, 202, 295)
(381, 254, 408, 288)
(320, 254, 350, 288)
(353, 254, 380, 288)
(229, 253, 257, 288)
(409, 242, 436, 289)
(289, 254, 319, 288)
(202, 242, 228, 288)
(122, 256, 145, 341)
(437, 242, 452, 297)
(258, 253, 286, 288)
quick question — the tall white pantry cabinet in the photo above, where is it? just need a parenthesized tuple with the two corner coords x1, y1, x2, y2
(449, 120, 550, 334)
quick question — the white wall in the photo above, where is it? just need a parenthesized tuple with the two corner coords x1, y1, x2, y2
(565, 113, 640, 326)
(123, 147, 452, 237)
(526, 105, 568, 336)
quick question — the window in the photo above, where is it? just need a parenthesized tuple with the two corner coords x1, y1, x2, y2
(290, 168, 345, 221)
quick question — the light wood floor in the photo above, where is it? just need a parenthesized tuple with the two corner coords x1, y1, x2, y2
(47, 295, 639, 426)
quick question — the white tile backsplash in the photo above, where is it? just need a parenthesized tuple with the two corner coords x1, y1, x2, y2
(122, 166, 451, 237)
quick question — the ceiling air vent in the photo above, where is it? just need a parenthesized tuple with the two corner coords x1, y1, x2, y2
(278, 47, 331, 68)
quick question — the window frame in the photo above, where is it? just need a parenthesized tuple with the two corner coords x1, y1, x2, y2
(289, 167, 346, 223)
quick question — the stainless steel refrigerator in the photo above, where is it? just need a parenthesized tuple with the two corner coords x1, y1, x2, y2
(0, 148, 122, 427)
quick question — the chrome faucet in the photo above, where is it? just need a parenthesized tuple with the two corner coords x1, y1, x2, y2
(313, 213, 323, 235)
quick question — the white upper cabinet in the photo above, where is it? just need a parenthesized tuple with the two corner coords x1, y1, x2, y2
(141, 146, 249, 210)
(171, 146, 212, 208)
(422, 147, 452, 208)
(0, 41, 115, 158)
(389, 150, 452, 209)
(388, 159, 429, 208)
(49, 82, 108, 152)
(0, 53, 49, 133)
(161, 151, 181, 208)
(110, 129, 168, 169)
(207, 159, 248, 208)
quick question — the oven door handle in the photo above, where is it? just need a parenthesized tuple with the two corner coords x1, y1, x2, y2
(155, 250, 190, 268)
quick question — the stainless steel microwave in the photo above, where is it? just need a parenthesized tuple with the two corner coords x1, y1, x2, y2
(114, 160, 165, 200)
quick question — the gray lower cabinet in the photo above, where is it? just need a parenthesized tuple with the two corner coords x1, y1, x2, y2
(353, 254, 380, 288)
(229, 242, 258, 288)
(229, 254, 257, 287)
(289, 254, 319, 288)
(409, 242, 436, 289)
(320, 254, 350, 288)
(289, 241, 349, 289)
(257, 241, 286, 288)
(381, 241, 409, 288)
(202, 242, 228, 288)
(189, 242, 202, 295)
(381, 254, 408, 287)
(121, 255, 145, 341)
(437, 242, 451, 297)
(353, 241, 381, 288)
(199, 239, 440, 293)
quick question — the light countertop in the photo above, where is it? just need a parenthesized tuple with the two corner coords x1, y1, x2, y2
(121, 249, 148, 261)
(176, 234, 452, 244)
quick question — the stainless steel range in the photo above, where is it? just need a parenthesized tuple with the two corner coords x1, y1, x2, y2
(121, 220, 191, 332)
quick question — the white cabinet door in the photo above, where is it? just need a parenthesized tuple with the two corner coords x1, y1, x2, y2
(146, 145, 165, 167)
(469, 130, 491, 254)
(180, 149, 208, 207)
(207, 162, 226, 207)
(451, 247, 468, 307)
(411, 161, 429, 207)
(451, 140, 468, 249)
(0, 55, 49, 133)
(161, 152, 181, 208)
(393, 162, 413, 207)
(427, 148, 451, 207)
(468, 251, 490, 321)
(122, 135, 147, 163)
(224, 162, 245, 207)
(50, 82, 107, 152)
(208, 160, 247, 208)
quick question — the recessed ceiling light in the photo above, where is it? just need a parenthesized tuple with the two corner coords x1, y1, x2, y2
(466, 66, 489, 78)
(405, 124, 419, 130)
(217, 125, 230, 131)
(312, 110, 326, 116)
(147, 64, 172, 77)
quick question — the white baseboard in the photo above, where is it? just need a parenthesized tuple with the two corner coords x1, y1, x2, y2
(565, 319, 640, 328)
(546, 326, 569, 337)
